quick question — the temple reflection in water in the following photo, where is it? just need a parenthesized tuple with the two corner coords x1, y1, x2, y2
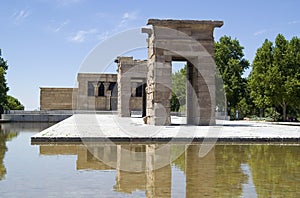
(38, 143, 300, 197)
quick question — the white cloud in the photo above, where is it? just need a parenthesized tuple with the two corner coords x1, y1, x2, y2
(122, 12, 137, 20)
(254, 29, 268, 36)
(97, 31, 110, 41)
(54, 20, 70, 32)
(12, 9, 30, 23)
(288, 20, 300, 25)
(68, 29, 97, 43)
(95, 12, 112, 19)
(119, 11, 138, 28)
(57, 0, 84, 6)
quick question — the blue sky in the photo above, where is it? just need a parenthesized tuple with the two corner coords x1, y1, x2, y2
(0, 0, 299, 110)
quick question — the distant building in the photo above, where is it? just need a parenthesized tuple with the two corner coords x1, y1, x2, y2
(40, 57, 147, 113)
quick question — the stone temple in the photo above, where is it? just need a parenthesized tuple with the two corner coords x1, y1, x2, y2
(40, 19, 223, 126)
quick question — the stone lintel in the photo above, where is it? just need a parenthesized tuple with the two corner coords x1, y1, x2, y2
(141, 27, 152, 35)
(115, 56, 134, 64)
(115, 56, 147, 64)
(147, 19, 223, 29)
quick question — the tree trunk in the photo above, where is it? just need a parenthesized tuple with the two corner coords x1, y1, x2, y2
(282, 102, 287, 121)
(225, 96, 228, 120)
(259, 108, 264, 118)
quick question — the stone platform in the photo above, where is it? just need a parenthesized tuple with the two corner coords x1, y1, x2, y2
(31, 114, 300, 143)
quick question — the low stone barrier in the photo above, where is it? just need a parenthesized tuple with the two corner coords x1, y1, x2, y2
(2, 110, 72, 122)
(1, 110, 118, 122)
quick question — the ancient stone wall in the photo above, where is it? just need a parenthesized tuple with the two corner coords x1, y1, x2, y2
(40, 88, 77, 110)
(40, 73, 144, 111)
(77, 73, 117, 110)
(130, 97, 143, 111)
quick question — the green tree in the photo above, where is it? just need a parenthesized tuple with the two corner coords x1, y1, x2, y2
(171, 65, 186, 112)
(215, 36, 250, 118)
(0, 50, 9, 108)
(5, 95, 24, 110)
(248, 39, 273, 117)
(248, 35, 300, 121)
(281, 36, 300, 120)
(271, 35, 300, 121)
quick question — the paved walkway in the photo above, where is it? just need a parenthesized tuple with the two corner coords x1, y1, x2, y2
(31, 114, 300, 143)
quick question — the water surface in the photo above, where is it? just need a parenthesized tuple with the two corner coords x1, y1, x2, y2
(0, 123, 299, 197)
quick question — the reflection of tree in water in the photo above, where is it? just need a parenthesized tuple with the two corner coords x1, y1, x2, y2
(172, 144, 300, 197)
(249, 145, 300, 197)
(0, 129, 18, 180)
(214, 145, 249, 198)
(171, 145, 186, 173)
(172, 144, 249, 198)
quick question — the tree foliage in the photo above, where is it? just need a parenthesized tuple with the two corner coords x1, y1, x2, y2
(248, 39, 273, 115)
(5, 95, 24, 110)
(215, 36, 250, 118)
(248, 35, 300, 121)
(0, 52, 9, 107)
(0, 49, 24, 111)
(171, 65, 186, 112)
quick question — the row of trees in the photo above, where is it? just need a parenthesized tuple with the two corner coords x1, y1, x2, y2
(0, 50, 24, 111)
(248, 35, 300, 121)
(171, 34, 300, 121)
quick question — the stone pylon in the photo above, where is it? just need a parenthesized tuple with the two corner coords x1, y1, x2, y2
(142, 19, 223, 126)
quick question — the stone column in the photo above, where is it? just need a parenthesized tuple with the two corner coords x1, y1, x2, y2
(116, 57, 134, 117)
(186, 62, 200, 125)
(93, 82, 99, 97)
(197, 55, 216, 125)
(90, 82, 98, 110)
(131, 82, 137, 97)
(104, 82, 111, 110)
(143, 36, 172, 125)
(115, 57, 149, 117)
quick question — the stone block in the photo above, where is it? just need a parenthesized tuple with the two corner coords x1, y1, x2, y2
(191, 32, 212, 40)
(154, 27, 178, 39)
(154, 68, 172, 77)
(40, 88, 75, 110)
(199, 118, 215, 126)
(156, 101, 171, 108)
(154, 106, 170, 118)
(149, 116, 171, 126)
(177, 27, 192, 36)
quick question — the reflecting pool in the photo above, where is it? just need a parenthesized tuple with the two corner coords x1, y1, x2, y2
(0, 123, 299, 197)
